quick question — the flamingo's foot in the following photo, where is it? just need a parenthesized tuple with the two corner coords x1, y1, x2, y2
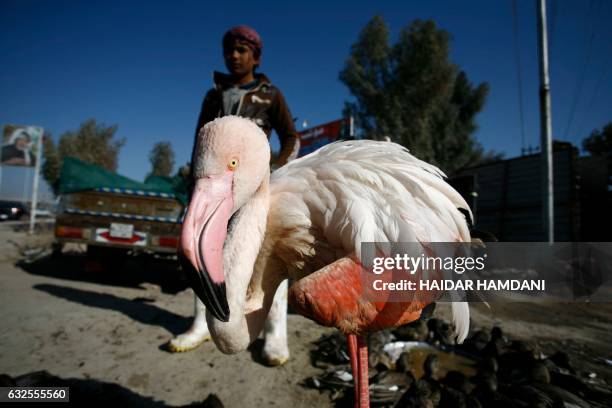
(168, 331, 211, 353)
(262, 338, 290, 366)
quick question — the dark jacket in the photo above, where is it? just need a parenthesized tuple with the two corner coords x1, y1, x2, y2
(192, 72, 300, 167)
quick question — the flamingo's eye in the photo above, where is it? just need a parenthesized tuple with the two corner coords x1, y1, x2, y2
(228, 159, 239, 171)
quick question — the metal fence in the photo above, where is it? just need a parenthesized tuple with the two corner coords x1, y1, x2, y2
(451, 146, 582, 241)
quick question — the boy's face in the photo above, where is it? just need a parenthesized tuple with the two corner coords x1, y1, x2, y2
(223, 39, 260, 78)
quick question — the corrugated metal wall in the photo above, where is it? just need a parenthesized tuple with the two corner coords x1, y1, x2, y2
(453, 147, 579, 241)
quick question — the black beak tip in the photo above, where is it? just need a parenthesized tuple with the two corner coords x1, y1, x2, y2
(212, 304, 230, 322)
(179, 253, 230, 322)
(205, 280, 230, 322)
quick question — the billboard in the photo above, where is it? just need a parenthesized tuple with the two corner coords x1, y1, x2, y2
(298, 118, 352, 157)
(1, 125, 43, 167)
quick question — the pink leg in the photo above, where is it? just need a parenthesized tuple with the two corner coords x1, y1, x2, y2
(347, 334, 359, 408)
(357, 334, 370, 408)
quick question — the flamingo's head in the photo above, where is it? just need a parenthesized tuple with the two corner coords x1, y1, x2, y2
(180, 116, 270, 322)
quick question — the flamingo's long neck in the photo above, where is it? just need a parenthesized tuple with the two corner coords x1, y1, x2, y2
(206, 171, 278, 354)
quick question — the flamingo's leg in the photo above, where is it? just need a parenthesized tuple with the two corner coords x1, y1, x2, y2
(262, 279, 290, 366)
(347, 333, 359, 408)
(357, 334, 370, 408)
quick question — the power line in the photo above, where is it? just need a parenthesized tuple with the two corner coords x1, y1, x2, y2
(576, 42, 612, 139)
(563, 0, 601, 141)
(511, 0, 526, 154)
(549, 0, 559, 53)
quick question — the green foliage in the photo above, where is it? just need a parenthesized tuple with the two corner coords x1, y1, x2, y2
(149, 141, 175, 177)
(340, 17, 502, 173)
(41, 119, 125, 194)
(582, 122, 612, 156)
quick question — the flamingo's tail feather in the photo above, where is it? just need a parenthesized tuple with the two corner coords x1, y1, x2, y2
(451, 301, 470, 344)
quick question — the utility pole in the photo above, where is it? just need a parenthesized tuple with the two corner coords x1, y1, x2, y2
(29, 127, 44, 234)
(537, 0, 554, 243)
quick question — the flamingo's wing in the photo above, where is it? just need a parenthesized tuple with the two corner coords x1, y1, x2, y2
(271, 140, 472, 256)
(271, 140, 472, 342)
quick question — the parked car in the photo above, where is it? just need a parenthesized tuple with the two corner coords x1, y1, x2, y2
(0, 201, 28, 221)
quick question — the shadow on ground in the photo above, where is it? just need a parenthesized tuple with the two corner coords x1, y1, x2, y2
(18, 252, 189, 294)
(0, 371, 224, 407)
(247, 338, 268, 366)
(34, 283, 191, 336)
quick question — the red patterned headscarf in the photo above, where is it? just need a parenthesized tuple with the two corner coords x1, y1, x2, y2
(222, 25, 263, 58)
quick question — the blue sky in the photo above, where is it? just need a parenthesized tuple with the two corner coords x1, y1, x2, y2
(1, 0, 611, 201)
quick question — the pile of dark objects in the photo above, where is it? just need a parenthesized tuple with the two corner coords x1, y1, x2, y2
(304, 311, 612, 407)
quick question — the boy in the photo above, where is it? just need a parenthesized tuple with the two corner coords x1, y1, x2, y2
(191, 25, 300, 169)
(169, 26, 294, 366)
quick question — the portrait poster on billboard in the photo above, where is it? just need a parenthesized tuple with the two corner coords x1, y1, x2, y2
(1, 125, 43, 167)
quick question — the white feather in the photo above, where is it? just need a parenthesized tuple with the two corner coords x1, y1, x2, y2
(452, 301, 470, 343)
(272, 140, 472, 339)
(272, 140, 471, 249)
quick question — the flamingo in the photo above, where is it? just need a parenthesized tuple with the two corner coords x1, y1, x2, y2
(179, 116, 471, 408)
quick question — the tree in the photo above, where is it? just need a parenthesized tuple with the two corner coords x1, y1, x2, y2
(149, 142, 175, 177)
(42, 119, 125, 194)
(582, 122, 612, 156)
(41, 133, 61, 192)
(340, 17, 501, 173)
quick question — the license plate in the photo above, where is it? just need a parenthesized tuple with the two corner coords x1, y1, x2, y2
(109, 223, 134, 239)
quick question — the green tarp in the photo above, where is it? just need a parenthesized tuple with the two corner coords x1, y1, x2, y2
(58, 157, 188, 205)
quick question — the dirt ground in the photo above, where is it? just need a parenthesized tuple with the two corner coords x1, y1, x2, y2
(1, 226, 611, 407)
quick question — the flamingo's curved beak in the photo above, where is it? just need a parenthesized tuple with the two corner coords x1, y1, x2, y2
(179, 173, 234, 322)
